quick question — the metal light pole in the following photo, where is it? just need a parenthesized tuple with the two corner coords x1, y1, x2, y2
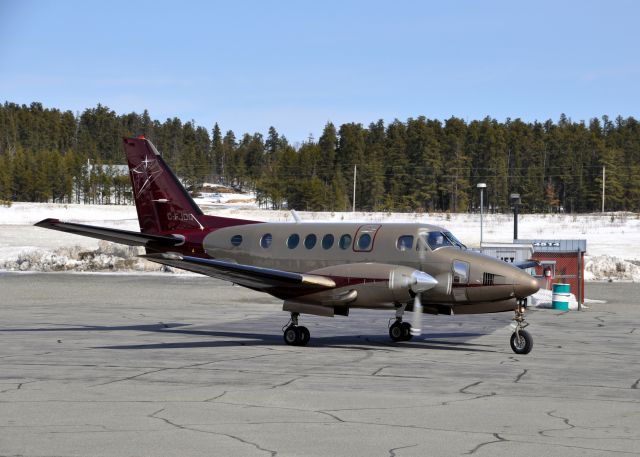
(477, 183, 486, 246)
(511, 193, 521, 241)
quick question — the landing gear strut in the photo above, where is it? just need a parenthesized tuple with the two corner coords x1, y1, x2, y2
(510, 298, 533, 354)
(389, 305, 413, 342)
(283, 312, 310, 346)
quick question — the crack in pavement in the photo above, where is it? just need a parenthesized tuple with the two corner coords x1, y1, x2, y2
(267, 376, 305, 390)
(371, 365, 390, 376)
(539, 409, 576, 437)
(90, 368, 171, 387)
(514, 369, 528, 383)
(441, 381, 496, 406)
(464, 433, 507, 455)
(89, 360, 224, 387)
(0, 380, 36, 394)
(204, 391, 228, 402)
(149, 407, 278, 456)
(388, 443, 417, 456)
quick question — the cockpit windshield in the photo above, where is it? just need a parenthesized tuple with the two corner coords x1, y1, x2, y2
(418, 231, 467, 251)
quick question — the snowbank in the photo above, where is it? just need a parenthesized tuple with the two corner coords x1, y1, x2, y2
(529, 288, 580, 310)
(0, 240, 180, 273)
(584, 255, 640, 282)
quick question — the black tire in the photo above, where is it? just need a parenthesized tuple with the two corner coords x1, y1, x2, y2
(297, 326, 310, 346)
(389, 321, 404, 342)
(510, 329, 533, 354)
(401, 322, 413, 341)
(283, 326, 299, 345)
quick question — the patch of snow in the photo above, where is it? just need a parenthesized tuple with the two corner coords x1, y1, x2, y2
(0, 240, 185, 274)
(529, 288, 580, 310)
(584, 255, 640, 282)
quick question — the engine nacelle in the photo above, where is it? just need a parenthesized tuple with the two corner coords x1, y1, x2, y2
(307, 263, 437, 308)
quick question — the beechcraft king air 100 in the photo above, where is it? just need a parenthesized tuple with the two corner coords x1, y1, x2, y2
(36, 137, 540, 354)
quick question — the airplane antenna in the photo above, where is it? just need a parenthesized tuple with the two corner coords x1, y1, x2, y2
(290, 210, 302, 223)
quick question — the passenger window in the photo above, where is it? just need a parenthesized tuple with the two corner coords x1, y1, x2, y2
(287, 234, 300, 249)
(304, 234, 317, 249)
(357, 233, 372, 250)
(397, 235, 413, 251)
(339, 234, 352, 250)
(322, 234, 334, 250)
(230, 235, 243, 247)
(260, 233, 272, 249)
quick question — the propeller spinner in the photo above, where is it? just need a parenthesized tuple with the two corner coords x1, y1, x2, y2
(410, 271, 438, 336)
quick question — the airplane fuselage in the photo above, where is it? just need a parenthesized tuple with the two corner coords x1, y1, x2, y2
(198, 221, 538, 315)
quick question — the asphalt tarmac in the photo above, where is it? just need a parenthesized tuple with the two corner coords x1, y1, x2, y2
(0, 273, 638, 457)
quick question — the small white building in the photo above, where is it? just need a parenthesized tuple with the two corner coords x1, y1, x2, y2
(480, 242, 535, 273)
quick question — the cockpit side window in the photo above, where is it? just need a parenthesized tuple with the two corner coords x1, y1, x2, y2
(419, 231, 466, 250)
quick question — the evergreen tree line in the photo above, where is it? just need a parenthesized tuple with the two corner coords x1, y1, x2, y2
(1, 101, 639, 212)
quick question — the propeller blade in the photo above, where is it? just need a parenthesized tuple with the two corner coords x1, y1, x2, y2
(410, 292, 422, 336)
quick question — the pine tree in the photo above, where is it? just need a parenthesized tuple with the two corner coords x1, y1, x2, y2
(211, 122, 223, 179)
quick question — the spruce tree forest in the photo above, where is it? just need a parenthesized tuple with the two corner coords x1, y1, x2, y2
(1, 101, 639, 213)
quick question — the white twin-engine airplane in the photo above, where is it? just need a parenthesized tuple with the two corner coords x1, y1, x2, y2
(36, 137, 540, 353)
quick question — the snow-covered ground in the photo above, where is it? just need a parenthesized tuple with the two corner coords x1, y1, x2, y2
(1, 202, 639, 282)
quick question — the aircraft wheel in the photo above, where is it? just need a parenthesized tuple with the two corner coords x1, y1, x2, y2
(297, 326, 310, 346)
(283, 325, 299, 345)
(389, 321, 404, 342)
(510, 329, 533, 354)
(401, 322, 413, 341)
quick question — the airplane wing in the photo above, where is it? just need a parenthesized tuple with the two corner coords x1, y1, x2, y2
(34, 218, 184, 247)
(141, 252, 336, 294)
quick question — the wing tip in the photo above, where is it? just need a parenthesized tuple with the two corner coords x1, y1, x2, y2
(34, 218, 61, 227)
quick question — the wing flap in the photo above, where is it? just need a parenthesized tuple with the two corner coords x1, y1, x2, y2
(34, 218, 183, 247)
(142, 253, 336, 291)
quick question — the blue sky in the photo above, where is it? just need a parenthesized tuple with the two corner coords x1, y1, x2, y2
(1, 0, 639, 142)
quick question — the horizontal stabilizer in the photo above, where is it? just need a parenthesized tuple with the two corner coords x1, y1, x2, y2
(142, 253, 336, 295)
(34, 218, 184, 247)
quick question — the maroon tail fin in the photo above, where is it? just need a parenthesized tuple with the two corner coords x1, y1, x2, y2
(123, 137, 259, 234)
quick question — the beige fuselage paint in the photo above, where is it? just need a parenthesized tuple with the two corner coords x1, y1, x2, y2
(202, 221, 534, 314)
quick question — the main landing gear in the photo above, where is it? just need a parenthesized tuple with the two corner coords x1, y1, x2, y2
(510, 298, 533, 354)
(389, 305, 413, 342)
(283, 312, 310, 346)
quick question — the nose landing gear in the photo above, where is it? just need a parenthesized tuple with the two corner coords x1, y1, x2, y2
(283, 312, 310, 346)
(510, 299, 533, 354)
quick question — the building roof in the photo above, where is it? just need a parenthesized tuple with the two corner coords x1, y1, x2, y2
(515, 239, 586, 253)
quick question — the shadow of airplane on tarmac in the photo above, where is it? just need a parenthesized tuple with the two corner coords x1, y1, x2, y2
(0, 321, 497, 352)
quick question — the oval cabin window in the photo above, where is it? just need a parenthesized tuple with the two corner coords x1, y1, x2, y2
(304, 234, 317, 249)
(357, 233, 372, 250)
(230, 235, 243, 247)
(339, 234, 352, 250)
(322, 234, 334, 249)
(260, 233, 272, 248)
(287, 234, 300, 249)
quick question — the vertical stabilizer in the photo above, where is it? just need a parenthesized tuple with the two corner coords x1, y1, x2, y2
(123, 137, 206, 233)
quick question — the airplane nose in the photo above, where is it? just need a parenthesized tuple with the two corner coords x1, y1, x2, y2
(514, 271, 540, 298)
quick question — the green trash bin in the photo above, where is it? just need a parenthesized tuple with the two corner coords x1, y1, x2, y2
(552, 283, 571, 311)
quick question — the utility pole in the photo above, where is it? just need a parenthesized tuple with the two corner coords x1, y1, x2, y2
(602, 166, 606, 213)
(352, 165, 357, 212)
(477, 183, 486, 245)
